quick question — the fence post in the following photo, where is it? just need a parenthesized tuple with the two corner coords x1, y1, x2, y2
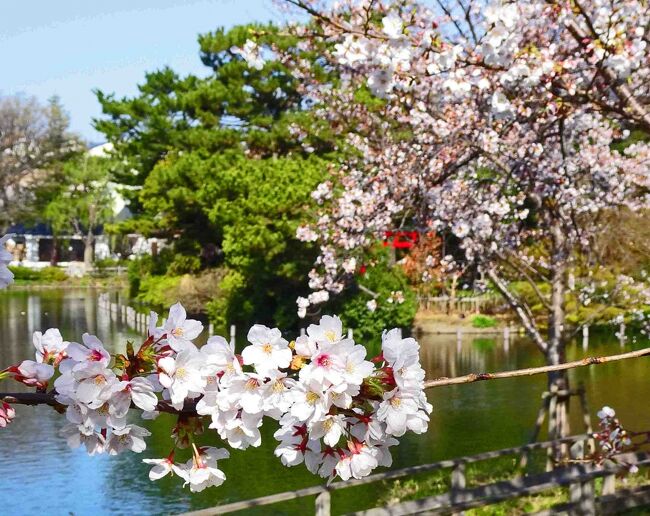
(602, 473, 616, 496)
(569, 439, 596, 515)
(230, 324, 236, 346)
(569, 440, 583, 507)
(578, 385, 595, 455)
(451, 462, 466, 515)
(315, 489, 330, 516)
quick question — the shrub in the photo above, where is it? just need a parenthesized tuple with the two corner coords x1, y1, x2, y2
(8, 266, 67, 282)
(167, 254, 202, 276)
(136, 275, 183, 308)
(328, 246, 417, 348)
(94, 258, 127, 270)
(9, 266, 42, 281)
(471, 314, 497, 328)
(39, 266, 68, 282)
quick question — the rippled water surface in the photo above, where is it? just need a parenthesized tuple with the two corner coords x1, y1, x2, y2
(0, 289, 648, 515)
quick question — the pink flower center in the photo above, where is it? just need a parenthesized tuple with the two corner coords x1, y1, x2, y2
(89, 349, 104, 362)
(316, 354, 331, 368)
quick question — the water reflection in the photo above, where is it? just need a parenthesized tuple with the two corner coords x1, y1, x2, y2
(0, 289, 648, 515)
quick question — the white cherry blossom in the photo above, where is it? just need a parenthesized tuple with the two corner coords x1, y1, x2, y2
(33, 328, 68, 364)
(163, 303, 203, 352)
(105, 424, 151, 455)
(242, 325, 291, 374)
(143, 455, 183, 481)
(158, 350, 205, 408)
(14, 360, 54, 387)
(176, 447, 230, 492)
(65, 333, 111, 367)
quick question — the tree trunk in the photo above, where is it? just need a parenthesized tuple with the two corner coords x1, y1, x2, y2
(50, 236, 59, 266)
(547, 223, 570, 460)
(448, 274, 458, 315)
(84, 231, 94, 271)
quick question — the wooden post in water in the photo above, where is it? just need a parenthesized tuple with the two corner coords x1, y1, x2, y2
(300, 328, 306, 337)
(582, 325, 589, 350)
(230, 325, 236, 346)
(208, 323, 214, 336)
(619, 322, 626, 346)
(347, 328, 353, 339)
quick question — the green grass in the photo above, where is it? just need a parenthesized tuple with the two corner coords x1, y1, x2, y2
(471, 314, 498, 328)
(376, 452, 650, 515)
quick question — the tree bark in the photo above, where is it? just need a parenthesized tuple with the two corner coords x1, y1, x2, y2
(83, 230, 94, 271)
(50, 236, 59, 266)
(449, 274, 458, 315)
(547, 223, 570, 449)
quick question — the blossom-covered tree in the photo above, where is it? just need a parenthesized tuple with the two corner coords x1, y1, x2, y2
(277, 0, 650, 439)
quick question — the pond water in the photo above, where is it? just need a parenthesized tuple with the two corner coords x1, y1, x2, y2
(0, 289, 648, 515)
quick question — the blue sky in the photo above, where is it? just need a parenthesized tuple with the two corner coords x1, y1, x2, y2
(0, 0, 282, 142)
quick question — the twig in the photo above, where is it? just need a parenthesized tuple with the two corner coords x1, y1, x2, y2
(0, 392, 198, 416)
(423, 346, 650, 388)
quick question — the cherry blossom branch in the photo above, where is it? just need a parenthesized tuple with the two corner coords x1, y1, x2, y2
(486, 267, 549, 353)
(0, 392, 197, 416)
(562, 16, 650, 131)
(423, 346, 650, 388)
(496, 252, 552, 311)
(3, 347, 649, 412)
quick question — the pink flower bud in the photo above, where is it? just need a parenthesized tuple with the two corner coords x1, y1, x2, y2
(0, 401, 15, 428)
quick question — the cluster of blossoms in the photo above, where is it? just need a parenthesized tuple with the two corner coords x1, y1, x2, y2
(593, 406, 638, 474)
(0, 302, 431, 491)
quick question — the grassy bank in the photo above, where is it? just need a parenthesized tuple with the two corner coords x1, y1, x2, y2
(376, 453, 649, 514)
(8, 265, 127, 290)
